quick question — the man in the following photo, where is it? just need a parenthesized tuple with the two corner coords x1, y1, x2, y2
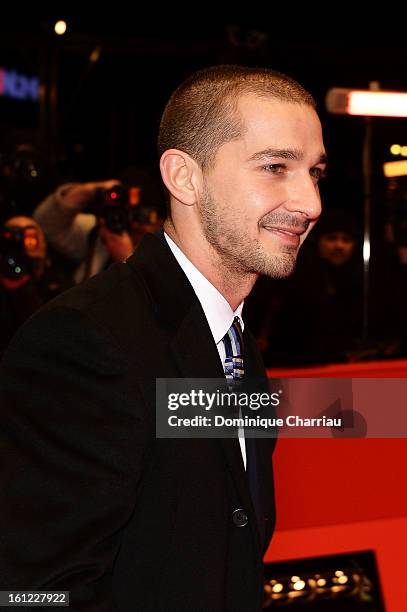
(33, 171, 163, 284)
(34, 179, 132, 282)
(0, 65, 325, 610)
(316, 210, 358, 267)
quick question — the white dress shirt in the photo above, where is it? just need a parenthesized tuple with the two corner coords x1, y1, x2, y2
(164, 232, 246, 468)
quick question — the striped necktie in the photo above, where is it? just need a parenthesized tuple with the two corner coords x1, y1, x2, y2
(222, 316, 264, 547)
(223, 316, 245, 381)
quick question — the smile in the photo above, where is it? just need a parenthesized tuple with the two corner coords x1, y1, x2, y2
(262, 227, 303, 246)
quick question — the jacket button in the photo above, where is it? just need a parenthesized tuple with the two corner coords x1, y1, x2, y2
(232, 508, 248, 527)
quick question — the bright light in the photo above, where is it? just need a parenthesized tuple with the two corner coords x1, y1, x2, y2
(401, 146, 407, 157)
(349, 91, 407, 117)
(326, 88, 407, 117)
(390, 144, 401, 155)
(54, 20, 67, 36)
(335, 570, 344, 577)
(293, 580, 306, 591)
(272, 583, 283, 593)
(363, 238, 370, 263)
(317, 578, 326, 587)
(291, 576, 300, 582)
(383, 160, 407, 177)
(338, 575, 348, 584)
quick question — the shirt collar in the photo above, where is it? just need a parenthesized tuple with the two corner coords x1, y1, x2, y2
(164, 232, 244, 344)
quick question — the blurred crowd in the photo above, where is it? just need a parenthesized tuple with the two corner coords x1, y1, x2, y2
(2, 143, 407, 366)
(245, 207, 407, 366)
(0, 144, 164, 354)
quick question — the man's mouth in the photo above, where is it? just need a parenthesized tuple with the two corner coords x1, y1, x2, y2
(262, 226, 306, 245)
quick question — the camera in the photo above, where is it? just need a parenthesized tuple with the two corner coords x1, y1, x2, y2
(86, 185, 158, 234)
(0, 225, 39, 280)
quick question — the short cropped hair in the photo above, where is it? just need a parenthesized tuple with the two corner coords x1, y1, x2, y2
(158, 65, 316, 170)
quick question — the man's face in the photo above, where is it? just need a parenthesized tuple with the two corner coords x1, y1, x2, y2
(199, 95, 326, 278)
(318, 232, 355, 266)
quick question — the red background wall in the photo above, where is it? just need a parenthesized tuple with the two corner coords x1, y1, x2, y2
(265, 360, 407, 611)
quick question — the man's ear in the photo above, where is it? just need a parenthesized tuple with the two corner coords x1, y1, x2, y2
(160, 149, 201, 206)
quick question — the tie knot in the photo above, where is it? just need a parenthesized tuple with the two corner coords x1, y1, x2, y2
(223, 317, 244, 381)
(225, 318, 243, 356)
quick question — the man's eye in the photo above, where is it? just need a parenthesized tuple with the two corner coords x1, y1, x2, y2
(263, 164, 285, 174)
(310, 167, 327, 181)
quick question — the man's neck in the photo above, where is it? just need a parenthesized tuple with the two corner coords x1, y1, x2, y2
(163, 219, 257, 311)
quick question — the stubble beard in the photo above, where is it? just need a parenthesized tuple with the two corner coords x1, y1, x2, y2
(200, 185, 299, 280)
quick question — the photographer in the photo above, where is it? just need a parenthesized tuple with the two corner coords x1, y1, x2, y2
(0, 216, 70, 354)
(34, 173, 163, 284)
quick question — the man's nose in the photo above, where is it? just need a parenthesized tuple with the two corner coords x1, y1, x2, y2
(284, 175, 322, 221)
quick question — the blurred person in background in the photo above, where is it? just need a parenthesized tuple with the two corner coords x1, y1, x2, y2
(0, 143, 55, 222)
(382, 197, 407, 359)
(267, 208, 399, 366)
(265, 209, 364, 365)
(0, 216, 71, 354)
(34, 167, 164, 283)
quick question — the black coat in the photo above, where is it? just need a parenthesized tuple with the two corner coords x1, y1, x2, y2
(0, 232, 276, 611)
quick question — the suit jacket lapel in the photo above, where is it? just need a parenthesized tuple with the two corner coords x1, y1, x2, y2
(168, 289, 258, 549)
(127, 233, 261, 551)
